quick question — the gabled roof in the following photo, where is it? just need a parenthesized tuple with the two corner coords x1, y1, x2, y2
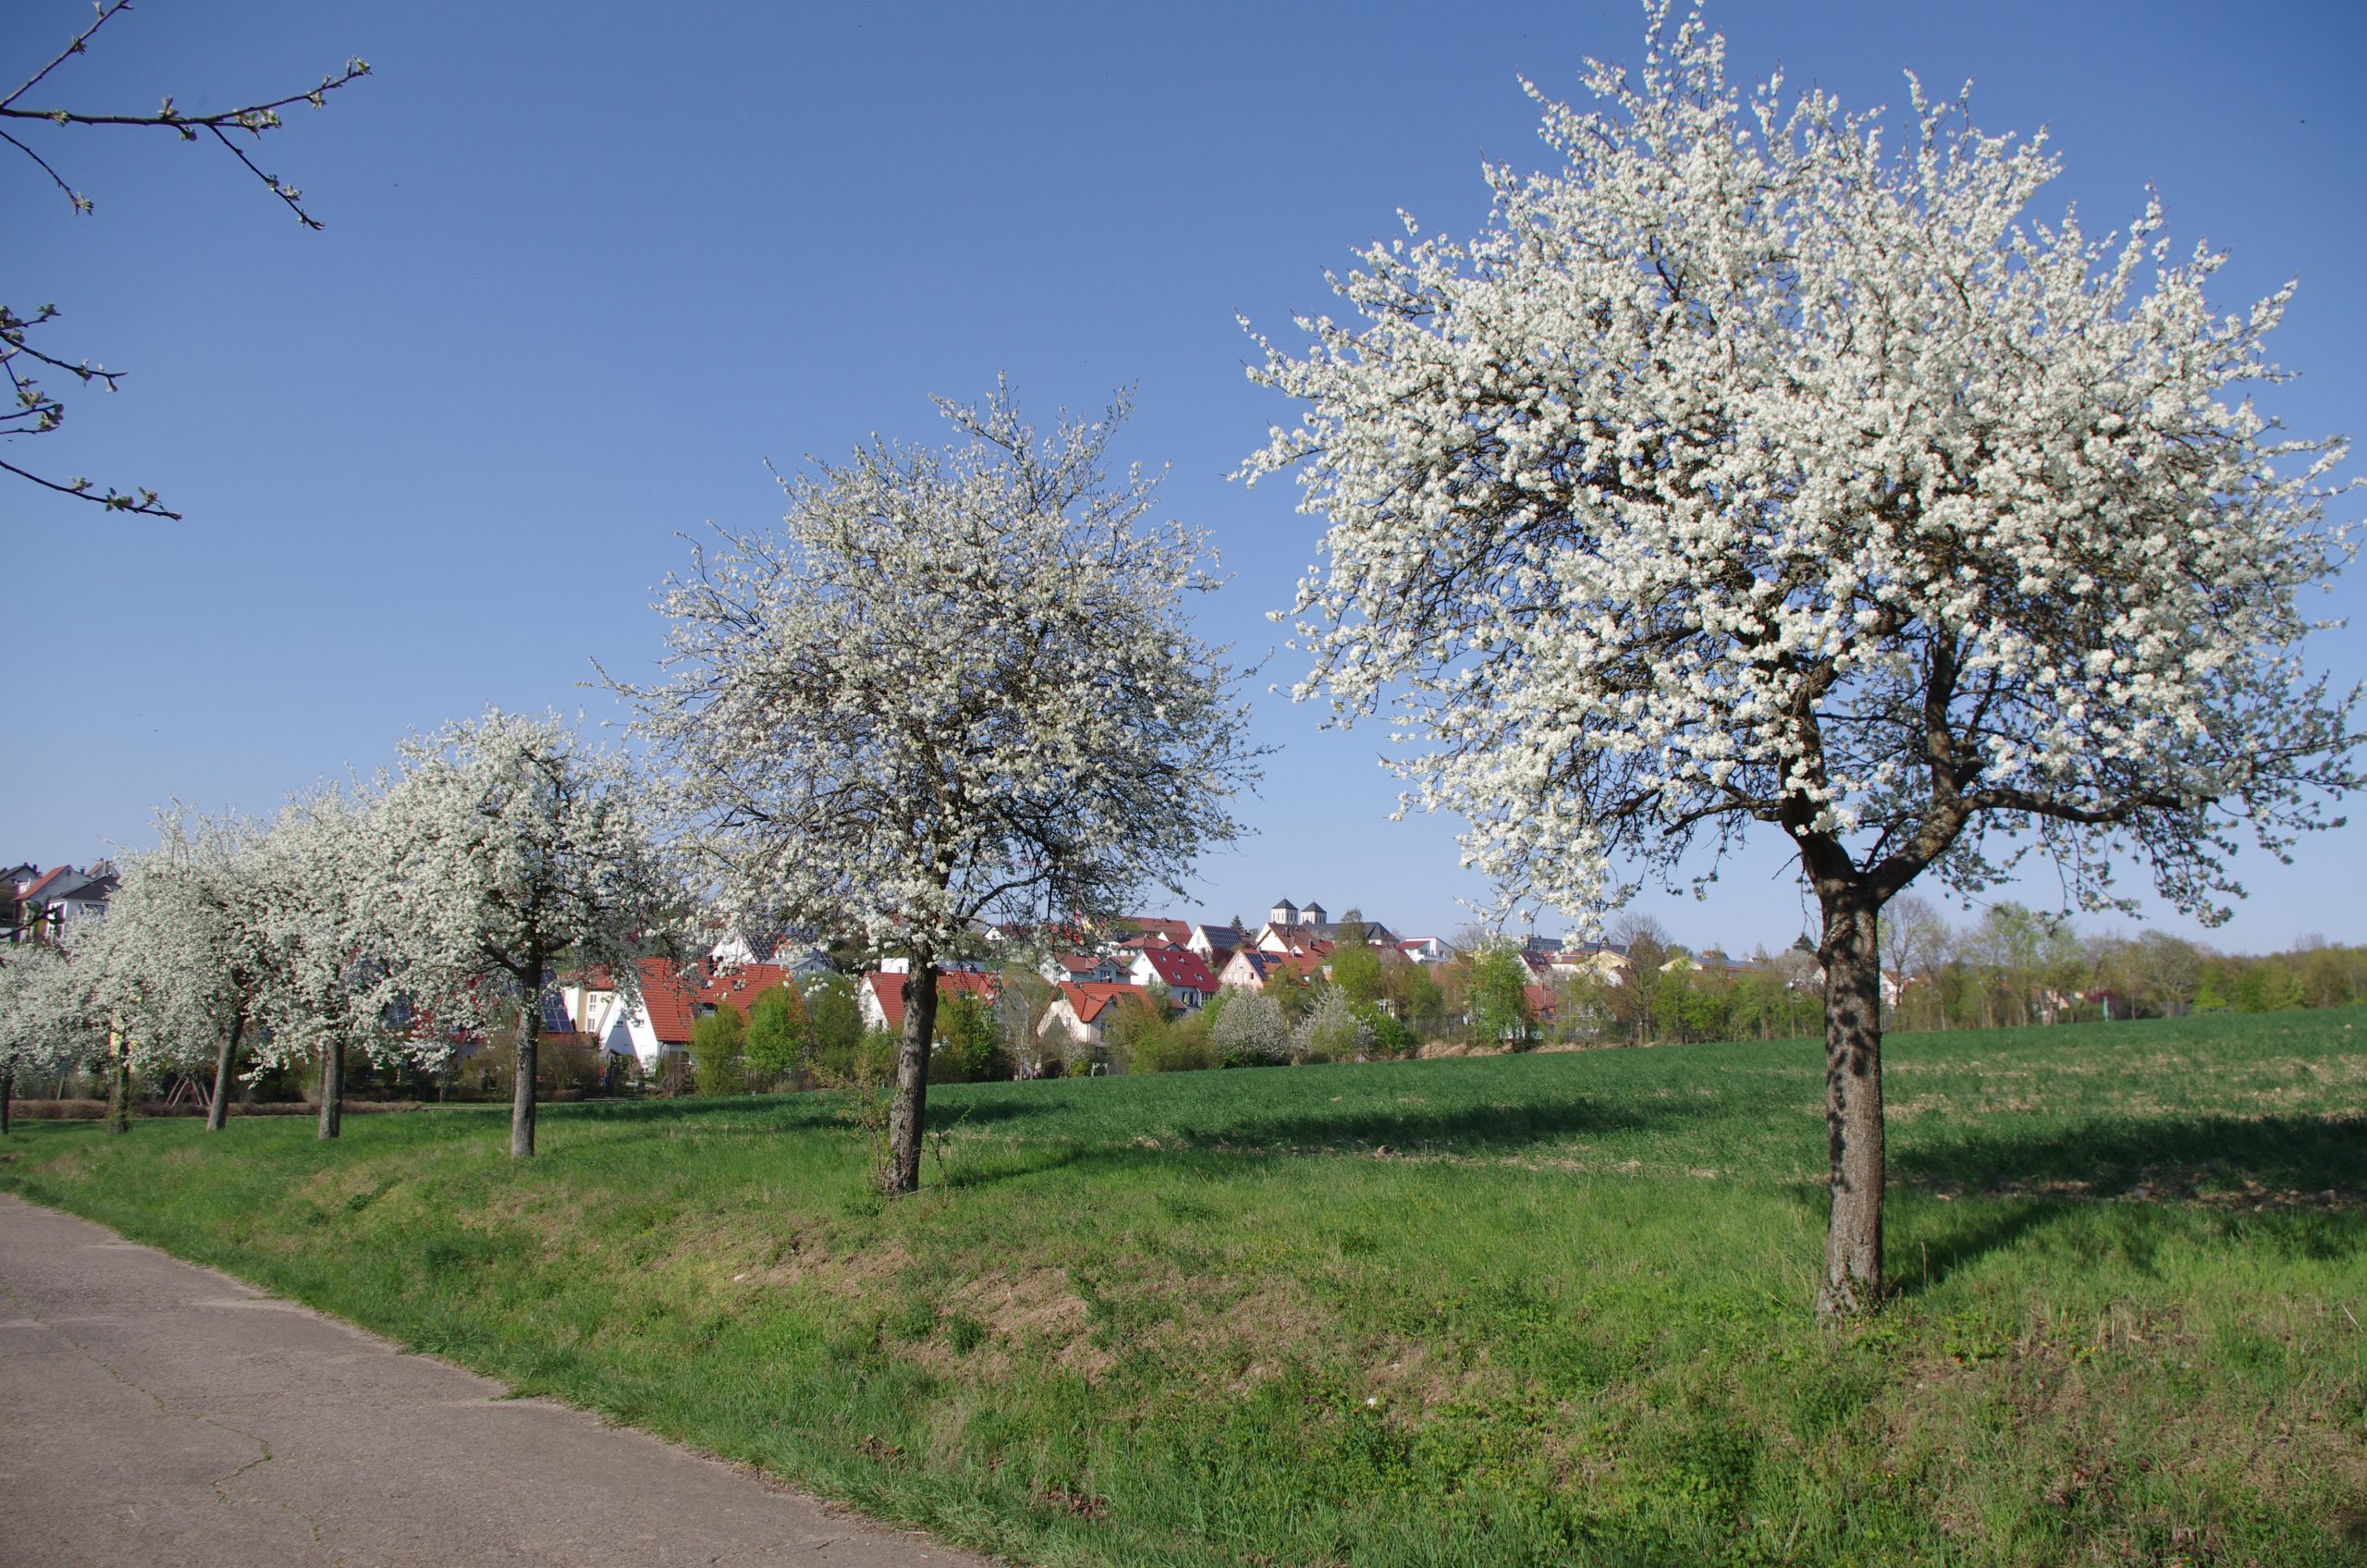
(1222, 949, 1284, 981)
(1261, 923, 1343, 953)
(865, 970, 1000, 1034)
(700, 963, 791, 1011)
(1057, 980, 1148, 1025)
(637, 958, 702, 1045)
(1119, 916, 1192, 946)
(57, 873, 113, 904)
(724, 930, 784, 962)
(1274, 949, 1328, 979)
(18, 867, 72, 904)
(1137, 945, 1216, 994)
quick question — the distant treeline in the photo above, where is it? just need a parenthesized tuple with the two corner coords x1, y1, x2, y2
(1545, 899, 2367, 1047)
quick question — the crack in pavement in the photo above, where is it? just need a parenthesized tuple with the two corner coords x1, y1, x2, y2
(0, 1261, 336, 1555)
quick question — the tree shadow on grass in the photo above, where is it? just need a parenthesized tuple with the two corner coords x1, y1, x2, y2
(1895, 1111, 2366, 1207)
(1864, 1112, 2367, 1295)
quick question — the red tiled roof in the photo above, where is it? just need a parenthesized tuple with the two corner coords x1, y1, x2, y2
(865, 970, 1000, 1034)
(636, 958, 702, 1045)
(1138, 946, 1215, 994)
(1121, 916, 1192, 946)
(1058, 980, 1147, 1025)
(698, 963, 791, 1012)
(1275, 949, 1327, 979)
(1525, 983, 1557, 1021)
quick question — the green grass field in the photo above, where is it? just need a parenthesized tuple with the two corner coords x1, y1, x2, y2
(6, 1011, 2364, 1567)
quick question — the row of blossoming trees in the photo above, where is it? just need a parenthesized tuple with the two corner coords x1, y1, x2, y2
(0, 712, 670, 1156)
(5, 7, 2361, 1320)
(0, 385, 1259, 1187)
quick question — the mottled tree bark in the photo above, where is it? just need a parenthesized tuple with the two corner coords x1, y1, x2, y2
(885, 951, 938, 1194)
(208, 1010, 244, 1133)
(106, 1026, 130, 1134)
(511, 955, 544, 1160)
(316, 1036, 344, 1141)
(1816, 889, 1885, 1317)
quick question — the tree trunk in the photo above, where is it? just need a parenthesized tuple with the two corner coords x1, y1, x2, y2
(106, 1025, 130, 1134)
(209, 1010, 244, 1133)
(316, 1036, 344, 1141)
(1816, 889, 1885, 1317)
(2, 1061, 13, 1136)
(512, 962, 543, 1160)
(886, 952, 938, 1194)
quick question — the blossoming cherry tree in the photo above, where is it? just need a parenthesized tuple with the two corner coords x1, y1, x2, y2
(1246, 6, 2361, 1313)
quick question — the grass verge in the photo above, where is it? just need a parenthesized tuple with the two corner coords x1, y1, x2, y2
(5, 1010, 2364, 1566)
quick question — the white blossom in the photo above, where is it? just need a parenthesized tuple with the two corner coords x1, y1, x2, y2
(366, 708, 675, 1155)
(249, 782, 431, 1079)
(0, 941, 104, 1084)
(87, 805, 273, 1079)
(625, 382, 1258, 956)
(1244, 5, 2360, 931)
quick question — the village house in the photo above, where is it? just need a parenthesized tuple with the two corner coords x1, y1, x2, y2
(1125, 943, 1217, 1009)
(1218, 946, 1327, 992)
(8, 863, 117, 944)
(1039, 951, 1129, 986)
(1183, 922, 1246, 964)
(1036, 980, 1151, 1050)
(708, 927, 834, 980)
(559, 959, 804, 1076)
(861, 969, 1001, 1035)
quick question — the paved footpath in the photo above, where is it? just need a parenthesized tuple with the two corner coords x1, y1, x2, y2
(0, 1195, 993, 1567)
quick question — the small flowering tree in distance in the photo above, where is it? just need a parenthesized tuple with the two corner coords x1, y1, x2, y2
(1245, 6, 2361, 1314)
(0, 943, 101, 1134)
(252, 782, 423, 1141)
(1211, 989, 1288, 1068)
(625, 382, 1258, 1194)
(90, 808, 274, 1133)
(372, 709, 672, 1159)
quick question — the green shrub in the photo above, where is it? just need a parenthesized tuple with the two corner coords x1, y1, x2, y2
(743, 982, 810, 1087)
(1357, 1004, 1416, 1058)
(929, 992, 1009, 1084)
(689, 1006, 746, 1096)
(1133, 1023, 1212, 1073)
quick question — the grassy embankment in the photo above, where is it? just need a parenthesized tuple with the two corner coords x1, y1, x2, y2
(4, 1011, 2363, 1567)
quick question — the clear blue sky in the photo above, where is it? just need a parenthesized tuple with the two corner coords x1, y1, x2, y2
(7, 0, 2363, 954)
